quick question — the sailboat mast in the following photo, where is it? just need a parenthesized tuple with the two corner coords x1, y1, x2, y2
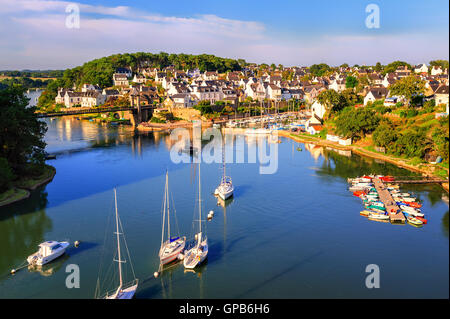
(198, 163, 202, 244)
(167, 171, 170, 240)
(161, 174, 167, 248)
(114, 188, 123, 289)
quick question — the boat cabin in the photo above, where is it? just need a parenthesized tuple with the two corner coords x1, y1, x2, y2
(38, 241, 63, 257)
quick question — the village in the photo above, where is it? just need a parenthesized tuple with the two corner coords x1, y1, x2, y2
(51, 62, 449, 136)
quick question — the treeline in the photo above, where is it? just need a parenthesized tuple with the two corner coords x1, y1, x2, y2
(37, 52, 245, 109)
(57, 52, 244, 89)
(1, 70, 64, 78)
(0, 77, 52, 89)
(0, 86, 47, 192)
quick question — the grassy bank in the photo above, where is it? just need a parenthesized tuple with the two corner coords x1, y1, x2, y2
(279, 131, 449, 192)
(0, 164, 56, 207)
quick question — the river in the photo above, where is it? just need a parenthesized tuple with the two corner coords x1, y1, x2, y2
(0, 117, 448, 298)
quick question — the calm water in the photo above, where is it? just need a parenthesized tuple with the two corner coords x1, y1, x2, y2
(0, 117, 448, 299)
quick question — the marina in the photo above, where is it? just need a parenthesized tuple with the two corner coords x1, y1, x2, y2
(0, 117, 448, 299)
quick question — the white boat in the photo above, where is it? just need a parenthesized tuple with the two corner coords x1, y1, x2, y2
(215, 141, 234, 200)
(400, 205, 420, 213)
(159, 171, 186, 266)
(407, 216, 423, 226)
(27, 241, 70, 266)
(368, 212, 389, 220)
(97, 189, 138, 299)
(401, 197, 416, 202)
(184, 163, 208, 269)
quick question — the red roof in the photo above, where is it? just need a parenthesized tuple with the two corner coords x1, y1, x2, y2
(311, 125, 323, 131)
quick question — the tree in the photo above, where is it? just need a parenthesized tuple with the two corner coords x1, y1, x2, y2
(345, 76, 358, 89)
(0, 157, 14, 192)
(335, 107, 380, 139)
(392, 129, 428, 158)
(374, 62, 383, 72)
(0, 85, 47, 175)
(309, 63, 331, 77)
(389, 75, 425, 107)
(317, 89, 348, 114)
(429, 60, 449, 71)
(372, 123, 397, 149)
(382, 61, 411, 75)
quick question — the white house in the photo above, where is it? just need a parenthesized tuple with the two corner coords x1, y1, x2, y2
(191, 86, 222, 103)
(431, 66, 443, 76)
(364, 87, 389, 105)
(171, 93, 195, 108)
(113, 73, 129, 86)
(434, 85, 449, 106)
(132, 74, 146, 84)
(414, 64, 428, 74)
(81, 91, 107, 107)
(328, 79, 346, 92)
(266, 84, 281, 100)
(310, 100, 326, 120)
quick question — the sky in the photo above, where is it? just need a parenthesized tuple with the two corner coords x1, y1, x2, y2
(0, 0, 448, 70)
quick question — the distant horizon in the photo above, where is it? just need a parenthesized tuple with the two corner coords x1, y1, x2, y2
(0, 0, 448, 69)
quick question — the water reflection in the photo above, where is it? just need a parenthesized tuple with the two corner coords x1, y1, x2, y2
(0, 188, 51, 277)
(27, 254, 69, 277)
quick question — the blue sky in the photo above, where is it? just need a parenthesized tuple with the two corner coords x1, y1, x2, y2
(0, 0, 448, 69)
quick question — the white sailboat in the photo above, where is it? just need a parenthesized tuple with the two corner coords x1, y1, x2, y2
(159, 171, 186, 266)
(184, 164, 208, 269)
(97, 188, 138, 299)
(214, 137, 234, 200)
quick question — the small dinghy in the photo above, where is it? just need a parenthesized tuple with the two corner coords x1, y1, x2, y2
(407, 216, 423, 226)
(27, 241, 70, 266)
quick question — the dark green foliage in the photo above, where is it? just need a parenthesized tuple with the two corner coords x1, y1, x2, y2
(372, 123, 398, 148)
(345, 76, 358, 88)
(432, 126, 449, 160)
(0, 157, 14, 192)
(0, 70, 64, 78)
(392, 129, 428, 158)
(429, 60, 449, 71)
(382, 61, 412, 75)
(0, 85, 47, 175)
(194, 100, 213, 115)
(309, 63, 331, 77)
(335, 107, 380, 139)
(0, 77, 51, 89)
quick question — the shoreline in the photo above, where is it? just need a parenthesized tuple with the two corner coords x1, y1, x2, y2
(0, 165, 56, 207)
(277, 131, 449, 193)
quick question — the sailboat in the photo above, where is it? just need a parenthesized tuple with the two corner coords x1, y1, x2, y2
(184, 163, 208, 269)
(159, 171, 186, 266)
(96, 188, 138, 299)
(214, 136, 234, 200)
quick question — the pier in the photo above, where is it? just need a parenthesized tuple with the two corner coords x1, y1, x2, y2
(372, 178, 406, 223)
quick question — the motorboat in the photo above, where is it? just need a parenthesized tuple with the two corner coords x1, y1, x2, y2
(27, 241, 70, 266)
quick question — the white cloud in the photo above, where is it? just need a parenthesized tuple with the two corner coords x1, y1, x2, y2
(0, 0, 447, 69)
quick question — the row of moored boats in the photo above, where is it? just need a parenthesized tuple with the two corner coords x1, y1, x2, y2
(349, 175, 427, 226)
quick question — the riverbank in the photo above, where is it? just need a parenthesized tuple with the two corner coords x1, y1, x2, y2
(0, 164, 56, 207)
(278, 130, 449, 192)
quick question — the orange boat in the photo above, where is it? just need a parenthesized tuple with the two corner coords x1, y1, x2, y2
(407, 202, 422, 208)
(380, 176, 395, 182)
(353, 191, 366, 197)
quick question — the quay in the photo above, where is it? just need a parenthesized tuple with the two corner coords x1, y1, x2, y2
(372, 178, 406, 223)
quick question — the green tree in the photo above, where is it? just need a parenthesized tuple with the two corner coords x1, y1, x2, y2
(374, 62, 383, 72)
(429, 60, 449, 71)
(0, 157, 14, 192)
(0, 85, 47, 175)
(309, 63, 331, 77)
(372, 123, 398, 149)
(392, 129, 428, 158)
(335, 107, 380, 139)
(389, 75, 425, 107)
(317, 89, 348, 115)
(382, 61, 411, 75)
(345, 76, 358, 89)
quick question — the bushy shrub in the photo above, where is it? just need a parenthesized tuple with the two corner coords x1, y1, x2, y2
(0, 157, 14, 192)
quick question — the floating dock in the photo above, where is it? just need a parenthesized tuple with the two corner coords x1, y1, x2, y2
(372, 178, 406, 223)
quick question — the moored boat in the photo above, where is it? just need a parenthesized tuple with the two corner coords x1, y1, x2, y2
(27, 241, 70, 266)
